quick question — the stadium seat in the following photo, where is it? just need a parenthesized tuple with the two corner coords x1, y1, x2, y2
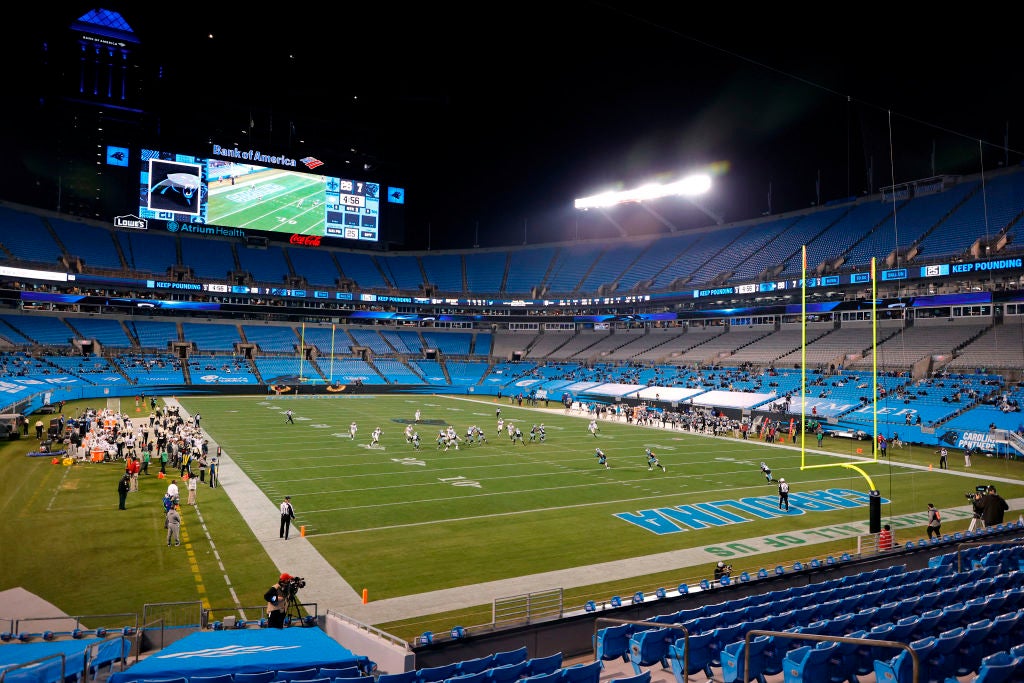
(455, 656, 495, 676)
(667, 631, 715, 683)
(873, 636, 938, 683)
(444, 672, 488, 683)
(627, 627, 679, 673)
(594, 623, 634, 663)
(233, 673, 275, 683)
(317, 669, 360, 680)
(522, 653, 562, 677)
(720, 634, 771, 683)
(519, 673, 563, 683)
(560, 661, 601, 683)
(485, 661, 528, 683)
(957, 619, 996, 676)
(932, 627, 966, 678)
(781, 641, 840, 683)
(191, 675, 233, 683)
(945, 651, 1021, 683)
(418, 663, 459, 683)
(607, 672, 650, 683)
(491, 647, 528, 667)
(273, 669, 319, 683)
(377, 672, 418, 683)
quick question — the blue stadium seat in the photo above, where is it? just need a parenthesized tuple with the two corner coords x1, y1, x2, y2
(607, 673, 649, 683)
(780, 641, 840, 683)
(560, 661, 601, 683)
(454, 657, 494, 676)
(873, 636, 938, 683)
(233, 674, 275, 683)
(956, 619, 996, 677)
(667, 631, 715, 683)
(273, 669, 319, 683)
(946, 651, 1021, 683)
(522, 653, 562, 678)
(627, 627, 679, 673)
(444, 672, 488, 683)
(417, 664, 459, 683)
(191, 675, 233, 683)
(519, 673, 563, 683)
(594, 623, 634, 663)
(720, 635, 771, 683)
(485, 661, 528, 683)
(317, 669, 360, 680)
(490, 647, 528, 667)
(377, 672, 418, 683)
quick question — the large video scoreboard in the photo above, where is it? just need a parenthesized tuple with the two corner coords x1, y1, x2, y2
(136, 146, 399, 244)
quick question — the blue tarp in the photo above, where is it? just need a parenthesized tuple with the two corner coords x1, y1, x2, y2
(108, 627, 369, 683)
(0, 637, 102, 683)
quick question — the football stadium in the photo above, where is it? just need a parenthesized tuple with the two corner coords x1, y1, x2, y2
(4, 7, 1024, 683)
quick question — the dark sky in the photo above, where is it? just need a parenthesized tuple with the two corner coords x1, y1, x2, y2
(20, 5, 1024, 250)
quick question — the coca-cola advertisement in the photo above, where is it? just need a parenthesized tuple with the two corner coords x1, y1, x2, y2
(289, 233, 322, 247)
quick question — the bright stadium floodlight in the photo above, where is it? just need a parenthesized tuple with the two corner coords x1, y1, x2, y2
(574, 172, 712, 210)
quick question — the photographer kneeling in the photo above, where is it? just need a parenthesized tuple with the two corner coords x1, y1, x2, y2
(265, 573, 294, 629)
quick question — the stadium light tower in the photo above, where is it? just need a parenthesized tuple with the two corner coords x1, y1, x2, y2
(574, 173, 719, 235)
(574, 172, 713, 210)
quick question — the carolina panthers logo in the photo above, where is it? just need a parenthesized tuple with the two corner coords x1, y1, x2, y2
(939, 430, 959, 446)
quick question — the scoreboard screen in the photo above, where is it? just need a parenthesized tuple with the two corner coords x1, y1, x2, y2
(137, 148, 384, 244)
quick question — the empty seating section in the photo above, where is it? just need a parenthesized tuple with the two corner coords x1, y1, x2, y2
(131, 320, 181, 349)
(378, 254, 424, 291)
(118, 231, 180, 275)
(181, 322, 242, 352)
(66, 317, 133, 348)
(422, 331, 471, 356)
(181, 235, 236, 280)
(654, 224, 748, 289)
(49, 217, 124, 270)
(946, 321, 1024, 372)
(688, 217, 790, 285)
(724, 215, 809, 283)
(916, 176, 1019, 259)
(577, 241, 653, 293)
(329, 359, 385, 383)
(789, 201, 897, 277)
(505, 247, 556, 294)
(379, 329, 423, 355)
(410, 360, 446, 383)
(617, 233, 699, 292)
(623, 329, 688, 362)
(445, 361, 489, 385)
(237, 245, 291, 284)
(472, 332, 491, 356)
(420, 253, 464, 293)
(543, 245, 604, 295)
(490, 332, 539, 360)
(464, 252, 507, 294)
(371, 359, 423, 384)
(525, 331, 575, 359)
(287, 247, 342, 287)
(254, 357, 311, 383)
(852, 321, 988, 369)
(569, 329, 644, 360)
(844, 181, 978, 269)
(0, 206, 63, 264)
(1, 314, 74, 346)
(348, 329, 393, 355)
(336, 252, 388, 290)
(242, 325, 298, 353)
(301, 327, 353, 356)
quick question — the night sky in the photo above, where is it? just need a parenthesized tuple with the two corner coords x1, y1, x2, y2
(13, 5, 1024, 250)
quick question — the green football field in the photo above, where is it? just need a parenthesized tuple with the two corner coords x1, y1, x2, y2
(206, 170, 327, 234)
(176, 394, 1023, 601)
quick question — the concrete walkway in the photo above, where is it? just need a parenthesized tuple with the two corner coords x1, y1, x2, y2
(165, 398, 1024, 626)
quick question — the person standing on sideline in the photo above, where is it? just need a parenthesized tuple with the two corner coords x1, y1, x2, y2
(166, 479, 179, 506)
(159, 447, 168, 474)
(982, 485, 1009, 526)
(878, 524, 894, 550)
(285, 409, 295, 424)
(926, 503, 942, 539)
(964, 448, 973, 468)
(937, 446, 948, 469)
(166, 504, 182, 546)
(778, 478, 790, 511)
(187, 474, 198, 505)
(264, 574, 291, 629)
(117, 472, 130, 510)
(280, 496, 296, 539)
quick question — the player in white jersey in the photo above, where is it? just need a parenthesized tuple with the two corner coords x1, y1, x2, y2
(349, 421, 358, 439)
(588, 419, 600, 437)
(370, 427, 382, 447)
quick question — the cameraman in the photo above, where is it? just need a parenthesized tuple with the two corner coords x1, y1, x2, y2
(968, 491, 986, 532)
(713, 561, 732, 585)
(264, 573, 293, 629)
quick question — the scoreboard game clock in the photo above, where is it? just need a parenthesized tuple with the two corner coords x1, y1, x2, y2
(324, 177, 380, 241)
